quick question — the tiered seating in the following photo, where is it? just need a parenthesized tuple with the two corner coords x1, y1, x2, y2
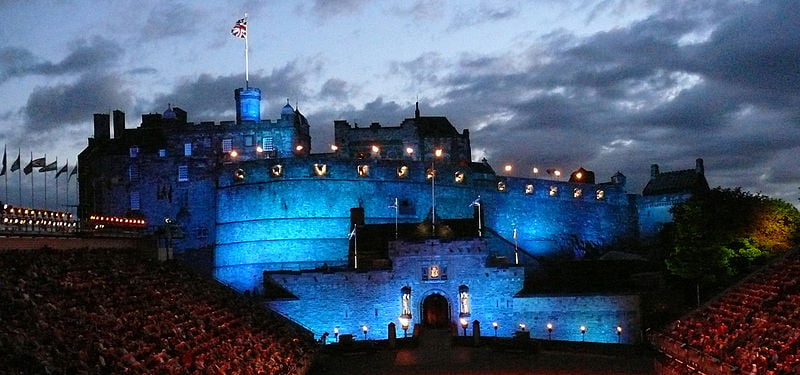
(653, 251, 800, 375)
(0, 248, 315, 374)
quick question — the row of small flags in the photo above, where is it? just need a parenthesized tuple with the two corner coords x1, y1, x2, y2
(0, 146, 76, 179)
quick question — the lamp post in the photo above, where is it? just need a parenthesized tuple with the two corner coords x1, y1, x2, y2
(430, 148, 443, 236)
(547, 323, 553, 340)
(616, 326, 622, 343)
(460, 318, 468, 336)
(362, 325, 368, 341)
(580, 325, 586, 342)
(334, 327, 339, 342)
(400, 318, 409, 338)
(492, 322, 498, 337)
(469, 195, 481, 237)
(504, 164, 512, 174)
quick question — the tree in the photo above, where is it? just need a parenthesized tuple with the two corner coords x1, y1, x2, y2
(665, 188, 800, 289)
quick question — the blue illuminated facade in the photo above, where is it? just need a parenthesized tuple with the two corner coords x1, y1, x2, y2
(79, 85, 705, 345)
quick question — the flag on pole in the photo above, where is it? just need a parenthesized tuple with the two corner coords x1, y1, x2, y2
(56, 163, 68, 178)
(348, 226, 357, 240)
(0, 146, 6, 176)
(10, 153, 20, 172)
(469, 196, 481, 207)
(231, 17, 247, 38)
(39, 161, 57, 172)
(68, 165, 78, 180)
(24, 157, 45, 175)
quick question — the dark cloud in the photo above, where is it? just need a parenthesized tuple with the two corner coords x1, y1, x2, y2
(317, 78, 351, 100)
(372, 0, 800, 196)
(23, 73, 132, 132)
(138, 2, 204, 42)
(144, 61, 311, 122)
(306, 0, 370, 18)
(448, 3, 520, 30)
(0, 37, 122, 84)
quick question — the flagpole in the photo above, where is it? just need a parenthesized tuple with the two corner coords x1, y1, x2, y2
(30, 152, 34, 207)
(55, 158, 60, 209)
(65, 162, 70, 208)
(3, 144, 7, 203)
(244, 13, 249, 88)
(43, 154, 48, 209)
(17, 148, 21, 205)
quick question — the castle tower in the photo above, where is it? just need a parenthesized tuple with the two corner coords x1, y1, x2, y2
(234, 87, 261, 123)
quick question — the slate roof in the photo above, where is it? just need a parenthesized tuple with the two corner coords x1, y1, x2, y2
(412, 116, 461, 137)
(642, 169, 709, 196)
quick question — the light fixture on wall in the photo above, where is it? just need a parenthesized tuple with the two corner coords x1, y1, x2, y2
(460, 318, 468, 336)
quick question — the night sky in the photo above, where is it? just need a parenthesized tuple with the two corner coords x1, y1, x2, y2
(1, 0, 799, 208)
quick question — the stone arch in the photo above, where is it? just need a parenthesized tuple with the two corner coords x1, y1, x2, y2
(420, 289, 452, 328)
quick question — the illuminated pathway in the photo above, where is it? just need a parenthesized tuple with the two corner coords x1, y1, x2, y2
(308, 329, 655, 375)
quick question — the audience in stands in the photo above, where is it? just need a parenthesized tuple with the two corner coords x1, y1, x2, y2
(654, 251, 800, 375)
(0, 248, 314, 374)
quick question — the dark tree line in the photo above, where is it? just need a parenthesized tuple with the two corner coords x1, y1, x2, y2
(664, 187, 800, 289)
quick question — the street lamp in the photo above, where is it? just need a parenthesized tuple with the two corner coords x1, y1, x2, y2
(580, 325, 586, 342)
(334, 327, 339, 342)
(547, 323, 553, 340)
(330, 144, 339, 152)
(504, 164, 512, 174)
(532, 167, 539, 175)
(431, 147, 443, 236)
(362, 325, 368, 340)
(371, 145, 380, 154)
(519, 323, 526, 331)
(616, 326, 622, 343)
(492, 322, 498, 337)
(460, 318, 468, 336)
(400, 318, 410, 338)
(230, 150, 238, 158)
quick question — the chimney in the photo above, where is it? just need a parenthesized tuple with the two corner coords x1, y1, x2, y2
(650, 164, 660, 179)
(112, 110, 125, 139)
(93, 113, 110, 141)
(696, 158, 704, 175)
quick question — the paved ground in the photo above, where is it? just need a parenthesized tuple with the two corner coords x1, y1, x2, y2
(308, 329, 656, 375)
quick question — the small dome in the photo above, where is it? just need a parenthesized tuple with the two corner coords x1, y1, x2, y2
(163, 104, 176, 119)
(281, 102, 294, 115)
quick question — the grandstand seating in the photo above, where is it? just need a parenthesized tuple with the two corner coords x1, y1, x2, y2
(0, 248, 315, 374)
(652, 251, 800, 375)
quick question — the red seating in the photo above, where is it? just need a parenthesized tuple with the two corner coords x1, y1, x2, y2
(0, 248, 314, 374)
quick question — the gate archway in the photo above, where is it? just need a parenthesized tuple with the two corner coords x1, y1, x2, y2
(422, 293, 450, 328)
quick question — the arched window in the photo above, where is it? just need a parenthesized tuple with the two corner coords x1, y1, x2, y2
(400, 286, 412, 319)
(459, 285, 470, 317)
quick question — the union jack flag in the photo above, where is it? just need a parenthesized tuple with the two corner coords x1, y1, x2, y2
(231, 18, 247, 38)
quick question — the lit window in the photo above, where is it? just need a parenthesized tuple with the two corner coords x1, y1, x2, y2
(222, 138, 232, 153)
(244, 135, 254, 147)
(234, 168, 245, 182)
(573, 188, 582, 198)
(357, 165, 369, 177)
(397, 165, 409, 178)
(313, 163, 327, 177)
(184, 143, 192, 156)
(525, 184, 534, 195)
(158, 149, 167, 157)
(130, 191, 140, 210)
(271, 164, 283, 177)
(459, 285, 470, 316)
(454, 171, 465, 183)
(178, 165, 189, 182)
(549, 186, 558, 196)
(497, 181, 506, 192)
(596, 190, 605, 200)
(129, 146, 139, 158)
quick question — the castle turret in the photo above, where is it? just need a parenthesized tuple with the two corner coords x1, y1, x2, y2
(235, 87, 261, 123)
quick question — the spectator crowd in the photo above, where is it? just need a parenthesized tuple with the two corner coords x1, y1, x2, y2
(0, 247, 315, 374)
(653, 251, 800, 375)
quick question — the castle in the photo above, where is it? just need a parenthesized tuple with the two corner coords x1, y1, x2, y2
(78, 86, 707, 343)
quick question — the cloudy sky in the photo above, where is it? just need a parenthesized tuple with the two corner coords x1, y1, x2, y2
(1, 0, 799, 208)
